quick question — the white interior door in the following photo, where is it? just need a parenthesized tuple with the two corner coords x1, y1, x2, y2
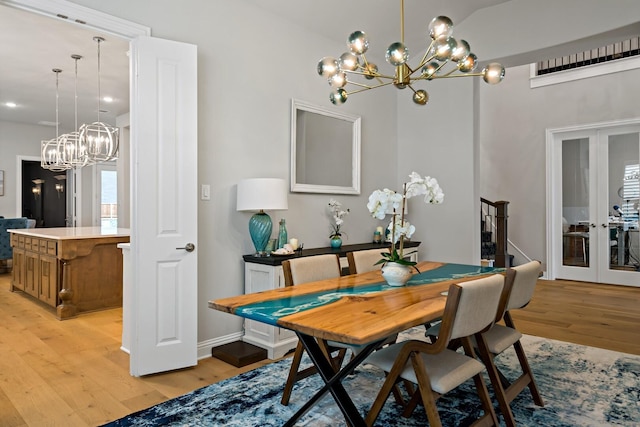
(597, 126, 640, 286)
(129, 35, 198, 376)
(548, 120, 640, 287)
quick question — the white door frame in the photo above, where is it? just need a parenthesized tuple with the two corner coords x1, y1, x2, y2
(546, 117, 640, 286)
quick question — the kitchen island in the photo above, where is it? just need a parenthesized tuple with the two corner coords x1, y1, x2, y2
(9, 226, 130, 320)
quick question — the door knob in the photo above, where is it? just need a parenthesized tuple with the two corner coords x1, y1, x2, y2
(601, 224, 608, 228)
(176, 243, 195, 252)
(590, 223, 596, 228)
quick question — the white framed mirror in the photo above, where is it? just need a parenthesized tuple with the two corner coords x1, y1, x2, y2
(290, 99, 361, 194)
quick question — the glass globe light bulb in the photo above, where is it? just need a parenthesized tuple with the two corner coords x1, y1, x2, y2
(329, 88, 348, 105)
(428, 16, 453, 40)
(347, 31, 369, 55)
(317, 57, 339, 78)
(482, 63, 505, 84)
(386, 42, 409, 66)
(432, 36, 455, 61)
(451, 39, 470, 62)
(339, 52, 359, 71)
(458, 53, 478, 73)
(364, 63, 378, 80)
(329, 71, 347, 88)
(413, 90, 429, 105)
(420, 61, 440, 80)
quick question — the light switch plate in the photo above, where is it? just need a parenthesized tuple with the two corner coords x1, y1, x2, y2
(201, 184, 211, 200)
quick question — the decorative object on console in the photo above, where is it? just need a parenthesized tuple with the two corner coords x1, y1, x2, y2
(237, 178, 288, 256)
(367, 172, 444, 285)
(328, 198, 349, 248)
(277, 218, 288, 249)
(316, 0, 505, 106)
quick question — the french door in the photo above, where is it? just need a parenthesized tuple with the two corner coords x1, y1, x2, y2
(547, 120, 640, 286)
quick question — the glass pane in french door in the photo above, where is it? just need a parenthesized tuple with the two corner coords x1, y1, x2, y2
(607, 133, 640, 273)
(562, 138, 590, 267)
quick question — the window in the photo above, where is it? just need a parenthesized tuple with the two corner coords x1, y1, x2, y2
(530, 37, 640, 88)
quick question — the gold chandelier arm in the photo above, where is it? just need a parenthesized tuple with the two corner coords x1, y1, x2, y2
(346, 69, 396, 80)
(429, 71, 485, 79)
(347, 80, 397, 94)
(418, 40, 437, 69)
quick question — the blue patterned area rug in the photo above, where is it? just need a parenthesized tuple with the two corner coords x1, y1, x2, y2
(104, 330, 640, 426)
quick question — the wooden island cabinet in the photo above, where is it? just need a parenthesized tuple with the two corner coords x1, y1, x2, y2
(9, 227, 130, 320)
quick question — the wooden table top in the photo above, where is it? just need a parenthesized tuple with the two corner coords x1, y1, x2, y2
(210, 261, 504, 345)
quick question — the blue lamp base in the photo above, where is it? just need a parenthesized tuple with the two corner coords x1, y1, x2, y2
(248, 211, 272, 256)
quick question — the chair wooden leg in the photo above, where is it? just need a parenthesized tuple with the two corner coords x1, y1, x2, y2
(513, 340, 544, 407)
(470, 372, 499, 427)
(281, 342, 305, 405)
(475, 337, 516, 427)
(365, 369, 403, 426)
(281, 340, 348, 406)
(411, 354, 442, 427)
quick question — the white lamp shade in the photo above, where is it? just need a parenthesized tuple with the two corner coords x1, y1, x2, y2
(237, 178, 289, 212)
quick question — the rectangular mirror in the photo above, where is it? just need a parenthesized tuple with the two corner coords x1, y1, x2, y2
(290, 99, 361, 194)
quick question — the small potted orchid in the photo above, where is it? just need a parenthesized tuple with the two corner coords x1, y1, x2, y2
(328, 198, 349, 248)
(367, 172, 444, 286)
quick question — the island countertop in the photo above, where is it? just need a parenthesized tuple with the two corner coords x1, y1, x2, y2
(8, 226, 130, 240)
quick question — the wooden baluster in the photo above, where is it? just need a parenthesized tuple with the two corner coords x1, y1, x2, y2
(494, 201, 509, 268)
(57, 260, 77, 319)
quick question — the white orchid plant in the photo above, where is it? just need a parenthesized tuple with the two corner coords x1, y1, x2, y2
(328, 198, 350, 238)
(367, 172, 444, 269)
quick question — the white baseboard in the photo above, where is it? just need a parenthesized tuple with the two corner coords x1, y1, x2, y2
(197, 332, 244, 360)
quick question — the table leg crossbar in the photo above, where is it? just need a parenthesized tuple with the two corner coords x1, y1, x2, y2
(283, 333, 384, 427)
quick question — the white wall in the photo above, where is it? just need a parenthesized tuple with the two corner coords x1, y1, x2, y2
(479, 64, 640, 266)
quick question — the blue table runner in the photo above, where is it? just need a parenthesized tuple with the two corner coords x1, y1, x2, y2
(236, 263, 503, 326)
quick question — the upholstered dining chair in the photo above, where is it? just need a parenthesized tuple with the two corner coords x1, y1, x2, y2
(364, 274, 505, 427)
(474, 260, 545, 427)
(280, 254, 351, 405)
(346, 248, 385, 274)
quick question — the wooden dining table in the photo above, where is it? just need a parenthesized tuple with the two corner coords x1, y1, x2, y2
(209, 260, 504, 426)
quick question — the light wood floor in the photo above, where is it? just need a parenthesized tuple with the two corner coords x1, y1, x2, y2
(0, 273, 638, 426)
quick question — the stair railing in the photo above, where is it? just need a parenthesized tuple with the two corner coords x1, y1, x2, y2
(480, 198, 510, 267)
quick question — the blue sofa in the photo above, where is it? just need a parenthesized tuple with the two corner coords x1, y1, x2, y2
(0, 217, 29, 264)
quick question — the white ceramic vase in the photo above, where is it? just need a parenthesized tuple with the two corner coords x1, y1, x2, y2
(381, 262, 413, 287)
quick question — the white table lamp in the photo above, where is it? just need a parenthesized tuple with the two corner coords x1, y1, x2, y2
(237, 178, 288, 256)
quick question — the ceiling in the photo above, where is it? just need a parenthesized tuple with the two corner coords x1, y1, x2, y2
(1, 0, 636, 131)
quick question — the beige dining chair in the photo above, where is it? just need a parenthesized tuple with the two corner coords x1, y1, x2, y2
(474, 260, 545, 427)
(364, 274, 505, 427)
(346, 248, 385, 274)
(280, 254, 352, 406)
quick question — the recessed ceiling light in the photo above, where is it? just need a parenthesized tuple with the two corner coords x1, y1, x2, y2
(5, 102, 17, 108)
(103, 96, 113, 103)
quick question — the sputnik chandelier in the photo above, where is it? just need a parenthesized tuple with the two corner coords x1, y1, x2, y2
(317, 0, 505, 106)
